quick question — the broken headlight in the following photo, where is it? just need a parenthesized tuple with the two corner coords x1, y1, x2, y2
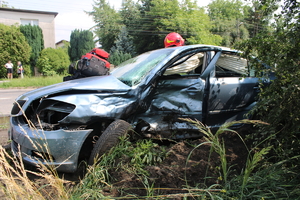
(36, 100, 76, 124)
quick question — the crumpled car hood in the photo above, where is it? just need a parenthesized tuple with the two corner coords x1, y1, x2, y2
(17, 75, 131, 101)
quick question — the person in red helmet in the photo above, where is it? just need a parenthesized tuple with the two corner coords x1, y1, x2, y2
(164, 32, 185, 48)
(163, 32, 204, 75)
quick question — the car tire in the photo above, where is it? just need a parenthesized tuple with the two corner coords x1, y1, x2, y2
(88, 119, 132, 165)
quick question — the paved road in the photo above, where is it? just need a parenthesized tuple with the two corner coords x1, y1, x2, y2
(0, 88, 34, 116)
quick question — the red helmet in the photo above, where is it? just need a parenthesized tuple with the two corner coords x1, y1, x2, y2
(164, 32, 185, 48)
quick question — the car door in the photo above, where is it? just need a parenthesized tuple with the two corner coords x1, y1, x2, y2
(202, 51, 260, 127)
(147, 50, 208, 124)
(135, 48, 217, 135)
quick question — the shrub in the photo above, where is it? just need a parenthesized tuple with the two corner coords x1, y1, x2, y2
(36, 48, 70, 76)
(0, 24, 31, 78)
(236, 0, 300, 167)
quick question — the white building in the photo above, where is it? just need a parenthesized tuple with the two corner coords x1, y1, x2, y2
(0, 7, 58, 48)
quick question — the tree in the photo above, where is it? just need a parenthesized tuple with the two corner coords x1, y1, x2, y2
(208, 0, 251, 47)
(129, 0, 164, 53)
(246, 0, 278, 38)
(109, 26, 135, 66)
(88, 0, 122, 51)
(68, 29, 95, 62)
(237, 0, 299, 165)
(20, 25, 44, 69)
(0, 1, 10, 7)
(0, 24, 31, 78)
(108, 50, 132, 67)
(37, 48, 70, 76)
(120, 0, 162, 53)
(135, 0, 222, 52)
(120, 0, 141, 31)
(110, 26, 136, 56)
(89, 0, 221, 55)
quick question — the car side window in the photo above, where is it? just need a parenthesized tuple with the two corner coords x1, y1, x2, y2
(163, 52, 206, 76)
(215, 53, 249, 77)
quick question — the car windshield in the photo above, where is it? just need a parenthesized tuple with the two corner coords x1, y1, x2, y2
(111, 48, 175, 87)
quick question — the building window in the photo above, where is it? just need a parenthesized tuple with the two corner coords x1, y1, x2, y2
(20, 19, 39, 26)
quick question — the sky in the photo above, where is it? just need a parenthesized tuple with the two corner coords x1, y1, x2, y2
(6, 0, 211, 43)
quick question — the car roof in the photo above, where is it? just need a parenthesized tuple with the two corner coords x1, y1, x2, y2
(173, 44, 231, 49)
(160, 44, 239, 54)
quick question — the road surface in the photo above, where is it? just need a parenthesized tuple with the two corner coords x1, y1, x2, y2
(0, 88, 34, 116)
(0, 88, 36, 147)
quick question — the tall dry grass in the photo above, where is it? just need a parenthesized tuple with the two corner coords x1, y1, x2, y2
(0, 143, 70, 200)
(0, 109, 70, 200)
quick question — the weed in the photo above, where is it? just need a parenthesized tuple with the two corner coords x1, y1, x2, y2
(131, 140, 167, 167)
(183, 118, 246, 185)
(70, 137, 168, 198)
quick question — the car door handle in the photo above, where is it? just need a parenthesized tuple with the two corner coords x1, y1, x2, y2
(187, 87, 199, 92)
(187, 87, 199, 95)
(187, 89, 199, 93)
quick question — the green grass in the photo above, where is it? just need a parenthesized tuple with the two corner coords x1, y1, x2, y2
(0, 76, 64, 88)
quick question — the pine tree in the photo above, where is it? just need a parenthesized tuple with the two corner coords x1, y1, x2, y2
(110, 26, 136, 56)
(109, 26, 135, 66)
(68, 29, 95, 62)
(20, 24, 44, 68)
(88, 0, 122, 51)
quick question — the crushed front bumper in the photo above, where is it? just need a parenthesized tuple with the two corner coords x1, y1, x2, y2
(9, 117, 92, 173)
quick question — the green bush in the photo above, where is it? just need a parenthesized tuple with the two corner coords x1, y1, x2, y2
(36, 48, 70, 76)
(0, 24, 31, 78)
(22, 64, 32, 77)
(236, 0, 300, 167)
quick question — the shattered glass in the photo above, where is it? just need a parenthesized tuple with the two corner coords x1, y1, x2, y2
(111, 48, 174, 86)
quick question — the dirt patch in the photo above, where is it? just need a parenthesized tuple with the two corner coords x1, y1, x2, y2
(103, 132, 249, 197)
(0, 129, 10, 148)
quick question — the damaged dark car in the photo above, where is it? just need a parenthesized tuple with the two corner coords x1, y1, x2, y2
(9, 45, 273, 173)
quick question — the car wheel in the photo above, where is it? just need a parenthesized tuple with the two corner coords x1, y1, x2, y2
(88, 119, 132, 165)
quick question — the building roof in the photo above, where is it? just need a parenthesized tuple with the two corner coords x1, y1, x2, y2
(0, 7, 58, 17)
(56, 40, 69, 45)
